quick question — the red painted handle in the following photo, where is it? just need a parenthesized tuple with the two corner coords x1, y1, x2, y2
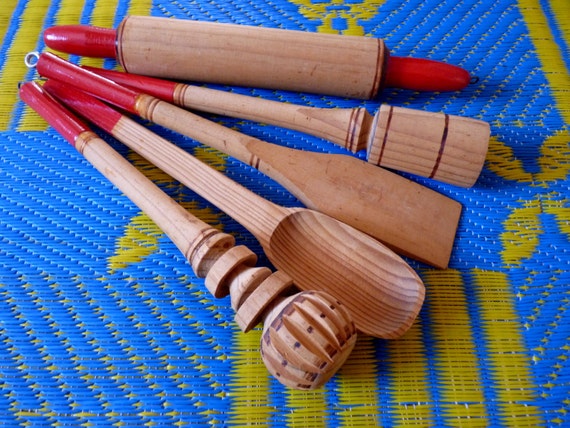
(44, 25, 117, 58)
(19, 81, 89, 146)
(385, 56, 471, 92)
(43, 79, 123, 134)
(83, 66, 178, 103)
(35, 52, 139, 114)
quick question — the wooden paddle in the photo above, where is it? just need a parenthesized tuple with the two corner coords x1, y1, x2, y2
(31, 52, 462, 269)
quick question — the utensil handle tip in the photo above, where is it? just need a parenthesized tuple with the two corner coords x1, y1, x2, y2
(43, 79, 123, 135)
(83, 66, 178, 104)
(19, 81, 89, 146)
(36, 52, 139, 115)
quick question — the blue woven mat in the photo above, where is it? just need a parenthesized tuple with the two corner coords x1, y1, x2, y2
(1, 0, 569, 426)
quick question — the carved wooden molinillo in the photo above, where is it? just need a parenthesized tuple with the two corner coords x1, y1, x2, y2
(19, 81, 357, 390)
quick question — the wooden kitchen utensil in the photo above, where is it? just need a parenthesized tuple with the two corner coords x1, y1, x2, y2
(86, 67, 490, 188)
(43, 15, 471, 98)
(19, 80, 358, 390)
(42, 77, 426, 339)
(31, 52, 462, 269)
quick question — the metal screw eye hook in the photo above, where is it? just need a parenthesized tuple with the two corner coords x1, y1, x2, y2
(24, 51, 40, 68)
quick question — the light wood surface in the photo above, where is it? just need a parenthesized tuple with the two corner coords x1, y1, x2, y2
(117, 15, 386, 99)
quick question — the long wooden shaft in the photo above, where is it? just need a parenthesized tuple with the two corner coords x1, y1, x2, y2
(84, 66, 372, 151)
(173, 83, 372, 152)
(87, 67, 490, 188)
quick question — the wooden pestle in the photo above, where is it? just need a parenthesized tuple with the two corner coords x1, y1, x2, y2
(42, 77, 426, 340)
(86, 67, 490, 188)
(43, 16, 472, 99)
(19, 81, 357, 390)
(32, 52, 462, 269)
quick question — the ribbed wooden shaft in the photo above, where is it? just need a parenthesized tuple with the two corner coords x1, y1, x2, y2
(75, 132, 357, 390)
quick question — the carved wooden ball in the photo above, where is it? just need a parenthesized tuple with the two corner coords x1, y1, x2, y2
(260, 290, 357, 390)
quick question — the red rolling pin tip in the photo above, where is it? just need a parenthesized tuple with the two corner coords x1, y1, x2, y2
(44, 25, 117, 58)
(384, 56, 472, 92)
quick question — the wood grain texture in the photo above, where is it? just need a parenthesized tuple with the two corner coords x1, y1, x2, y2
(117, 15, 386, 98)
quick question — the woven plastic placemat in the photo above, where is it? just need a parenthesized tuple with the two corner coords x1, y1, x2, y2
(1, 0, 568, 426)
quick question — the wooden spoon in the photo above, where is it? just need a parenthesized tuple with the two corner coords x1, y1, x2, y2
(31, 52, 462, 269)
(43, 78, 426, 339)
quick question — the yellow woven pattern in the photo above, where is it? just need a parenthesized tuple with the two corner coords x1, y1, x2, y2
(1, 0, 568, 426)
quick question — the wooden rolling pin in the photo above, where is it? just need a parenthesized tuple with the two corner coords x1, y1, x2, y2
(20, 80, 357, 390)
(43, 15, 472, 99)
(41, 77, 426, 339)
(30, 52, 462, 269)
(86, 67, 490, 187)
